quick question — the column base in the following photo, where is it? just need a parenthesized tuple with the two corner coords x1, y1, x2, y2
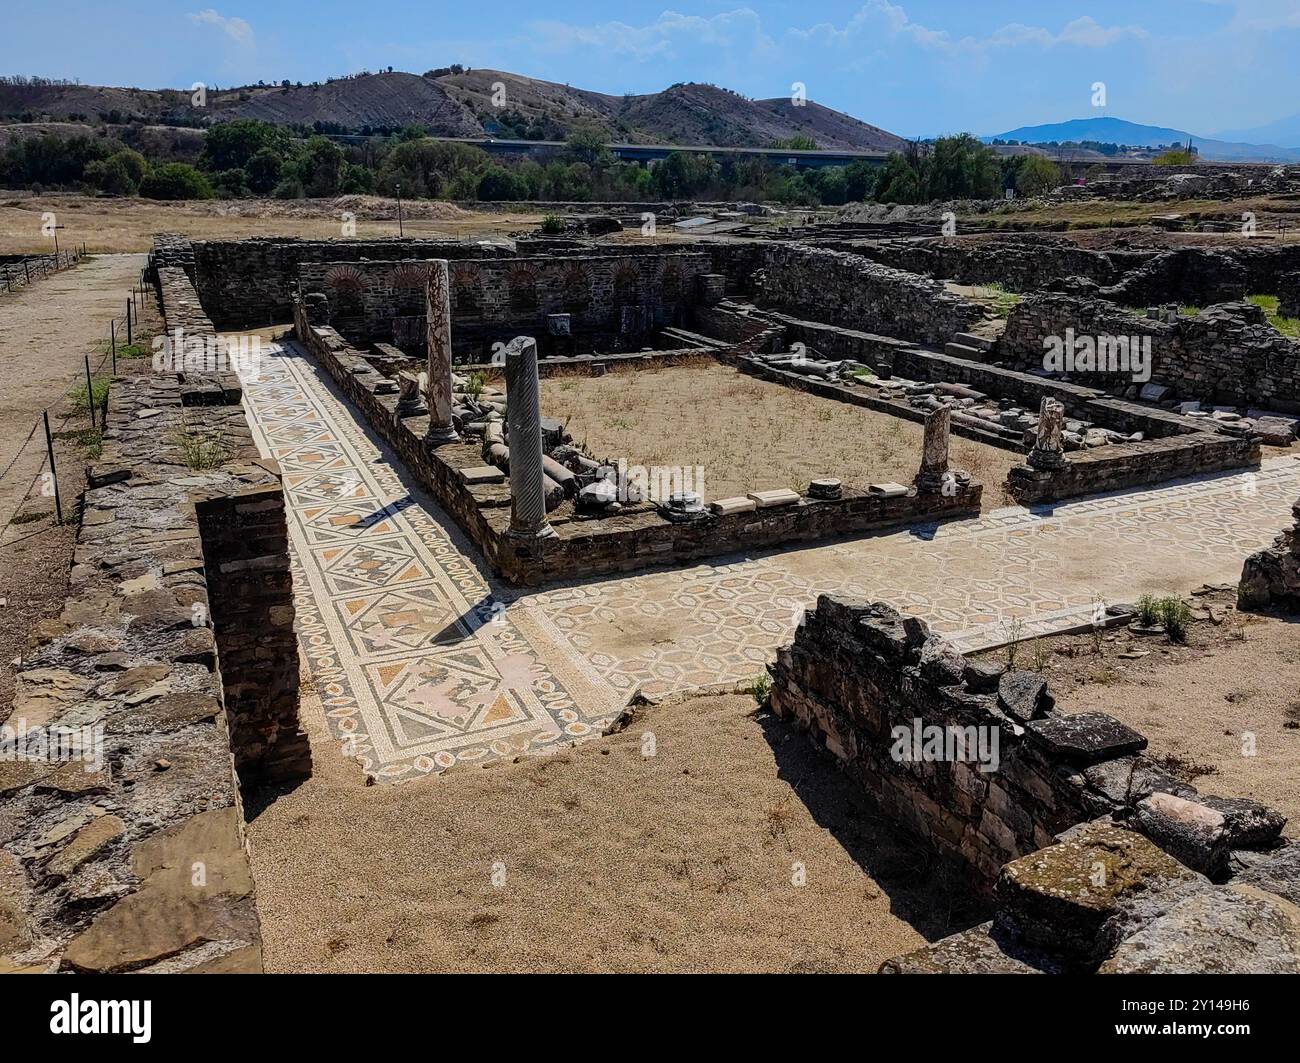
(425, 424, 461, 446)
(506, 523, 557, 541)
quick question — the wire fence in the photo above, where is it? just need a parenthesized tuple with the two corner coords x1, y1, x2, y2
(0, 260, 158, 550)
(0, 247, 85, 298)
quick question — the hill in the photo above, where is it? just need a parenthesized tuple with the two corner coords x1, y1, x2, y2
(987, 116, 1300, 163)
(437, 70, 907, 151)
(0, 70, 907, 151)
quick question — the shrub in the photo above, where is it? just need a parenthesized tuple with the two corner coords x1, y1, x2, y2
(212, 168, 252, 198)
(1157, 597, 1192, 642)
(540, 213, 566, 235)
(84, 156, 137, 195)
(139, 163, 214, 200)
(1135, 594, 1160, 627)
(272, 176, 305, 200)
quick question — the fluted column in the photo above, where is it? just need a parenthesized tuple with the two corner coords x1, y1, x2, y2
(504, 336, 554, 539)
(424, 259, 458, 445)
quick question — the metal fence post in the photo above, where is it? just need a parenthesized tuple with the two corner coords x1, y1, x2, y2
(84, 355, 96, 430)
(42, 411, 63, 525)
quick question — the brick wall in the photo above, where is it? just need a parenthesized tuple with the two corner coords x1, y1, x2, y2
(191, 237, 513, 328)
(300, 252, 712, 358)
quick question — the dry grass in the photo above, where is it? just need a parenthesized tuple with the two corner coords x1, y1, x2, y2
(0, 194, 541, 254)
(541, 361, 1020, 509)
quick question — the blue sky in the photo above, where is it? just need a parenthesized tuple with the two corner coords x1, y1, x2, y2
(1, 1, 1292, 138)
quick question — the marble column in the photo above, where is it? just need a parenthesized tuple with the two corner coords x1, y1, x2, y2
(424, 259, 458, 445)
(915, 406, 951, 493)
(504, 336, 554, 539)
(1028, 397, 1068, 470)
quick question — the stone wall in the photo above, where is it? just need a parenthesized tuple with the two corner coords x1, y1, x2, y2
(1007, 432, 1258, 504)
(691, 306, 1261, 503)
(1239, 495, 1300, 612)
(750, 244, 982, 346)
(851, 235, 1149, 292)
(1, 368, 306, 973)
(1089, 244, 1300, 307)
(293, 306, 983, 585)
(769, 597, 1289, 920)
(300, 252, 712, 358)
(998, 293, 1300, 410)
(191, 236, 513, 329)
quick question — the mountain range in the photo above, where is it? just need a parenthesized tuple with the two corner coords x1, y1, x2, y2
(0, 69, 908, 152)
(3, 71, 1298, 164)
(987, 116, 1300, 163)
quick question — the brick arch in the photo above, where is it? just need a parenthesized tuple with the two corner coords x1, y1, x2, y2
(562, 263, 592, 313)
(508, 266, 539, 311)
(612, 264, 639, 305)
(659, 261, 684, 302)
(323, 265, 365, 293)
(390, 263, 430, 290)
(454, 265, 482, 313)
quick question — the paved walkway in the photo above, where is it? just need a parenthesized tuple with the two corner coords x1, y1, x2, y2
(240, 341, 1300, 781)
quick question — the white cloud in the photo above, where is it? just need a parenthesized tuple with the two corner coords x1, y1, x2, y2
(189, 9, 255, 48)
(795, 3, 1145, 55)
(530, 9, 774, 62)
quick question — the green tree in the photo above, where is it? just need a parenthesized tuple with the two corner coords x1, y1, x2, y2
(652, 151, 719, 198)
(84, 155, 138, 195)
(1012, 155, 1062, 197)
(926, 134, 999, 200)
(212, 168, 252, 198)
(564, 126, 612, 169)
(245, 147, 283, 194)
(139, 163, 214, 200)
(1154, 148, 1197, 167)
(875, 152, 923, 204)
(477, 165, 529, 200)
(202, 119, 290, 171)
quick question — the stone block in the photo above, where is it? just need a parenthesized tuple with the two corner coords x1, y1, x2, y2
(710, 496, 758, 515)
(747, 488, 801, 508)
(994, 822, 1201, 969)
(459, 465, 507, 486)
(1099, 885, 1300, 974)
(1025, 712, 1146, 765)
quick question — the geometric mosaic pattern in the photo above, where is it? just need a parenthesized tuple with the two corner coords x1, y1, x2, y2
(521, 455, 1300, 698)
(240, 343, 622, 782)
(239, 341, 1300, 781)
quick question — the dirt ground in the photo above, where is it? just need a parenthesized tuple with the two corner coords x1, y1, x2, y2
(0, 253, 145, 527)
(0, 194, 542, 254)
(245, 687, 994, 973)
(978, 589, 1300, 834)
(541, 361, 1021, 508)
(0, 254, 157, 709)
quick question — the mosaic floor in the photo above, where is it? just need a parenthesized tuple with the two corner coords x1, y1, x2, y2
(239, 341, 1300, 781)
